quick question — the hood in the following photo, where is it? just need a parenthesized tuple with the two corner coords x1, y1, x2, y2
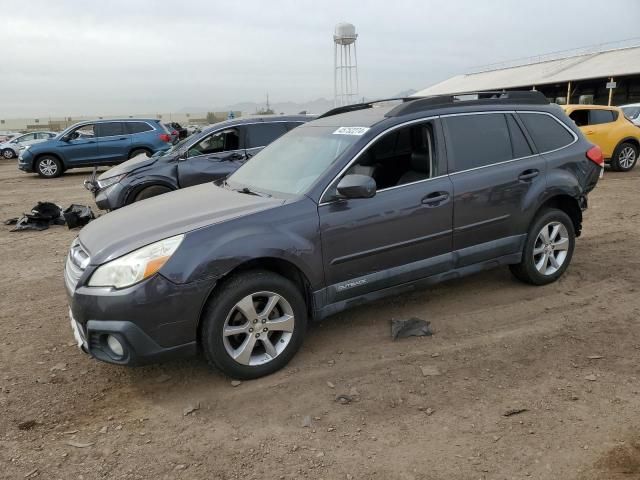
(98, 153, 162, 179)
(79, 183, 283, 264)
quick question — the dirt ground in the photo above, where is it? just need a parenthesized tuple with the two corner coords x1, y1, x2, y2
(1, 160, 640, 480)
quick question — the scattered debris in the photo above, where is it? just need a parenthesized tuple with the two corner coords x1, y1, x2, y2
(230, 380, 242, 387)
(302, 415, 312, 428)
(327, 381, 335, 389)
(6, 201, 95, 232)
(17, 420, 37, 431)
(425, 407, 435, 416)
(420, 365, 441, 377)
(587, 355, 604, 360)
(335, 394, 354, 405)
(431, 352, 440, 358)
(63, 204, 95, 229)
(183, 403, 201, 416)
(174, 464, 187, 471)
(65, 440, 94, 448)
(24, 468, 38, 478)
(391, 317, 433, 340)
(62, 430, 79, 435)
(99, 426, 108, 434)
(503, 408, 528, 417)
(584, 374, 597, 381)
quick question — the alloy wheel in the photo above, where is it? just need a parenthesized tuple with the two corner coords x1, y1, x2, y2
(39, 158, 58, 176)
(533, 221, 569, 275)
(3, 149, 14, 159)
(618, 146, 637, 169)
(223, 291, 295, 366)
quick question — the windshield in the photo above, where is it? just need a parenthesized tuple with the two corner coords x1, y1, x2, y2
(622, 106, 640, 120)
(227, 126, 359, 196)
(152, 134, 194, 157)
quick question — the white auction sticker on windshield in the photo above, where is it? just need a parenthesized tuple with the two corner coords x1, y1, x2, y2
(333, 126, 370, 136)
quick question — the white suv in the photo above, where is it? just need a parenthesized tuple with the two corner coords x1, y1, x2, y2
(621, 103, 640, 126)
(1, 131, 57, 159)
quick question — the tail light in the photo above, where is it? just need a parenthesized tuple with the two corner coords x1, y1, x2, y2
(586, 145, 604, 167)
(159, 133, 171, 142)
(171, 130, 178, 136)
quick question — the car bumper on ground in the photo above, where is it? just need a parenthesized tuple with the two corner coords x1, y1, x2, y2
(66, 270, 214, 366)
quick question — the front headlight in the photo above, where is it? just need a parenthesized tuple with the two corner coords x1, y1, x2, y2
(88, 234, 184, 288)
(96, 173, 127, 189)
(22, 145, 30, 151)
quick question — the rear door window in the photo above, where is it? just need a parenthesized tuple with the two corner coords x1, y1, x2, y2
(568, 109, 589, 127)
(95, 122, 124, 137)
(589, 109, 616, 125)
(442, 113, 512, 172)
(246, 123, 288, 149)
(126, 122, 153, 134)
(518, 113, 575, 153)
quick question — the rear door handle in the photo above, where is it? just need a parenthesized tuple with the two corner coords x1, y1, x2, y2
(518, 169, 539, 181)
(422, 191, 449, 206)
(585, 130, 595, 135)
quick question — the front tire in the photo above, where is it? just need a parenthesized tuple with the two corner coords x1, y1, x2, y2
(2, 148, 15, 159)
(201, 271, 307, 379)
(35, 156, 63, 178)
(610, 142, 638, 172)
(509, 208, 575, 285)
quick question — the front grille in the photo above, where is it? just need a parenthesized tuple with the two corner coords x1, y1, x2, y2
(64, 240, 89, 291)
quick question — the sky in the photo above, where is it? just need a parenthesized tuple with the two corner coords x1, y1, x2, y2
(2, 0, 640, 117)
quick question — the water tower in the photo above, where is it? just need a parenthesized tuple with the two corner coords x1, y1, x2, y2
(334, 22, 359, 107)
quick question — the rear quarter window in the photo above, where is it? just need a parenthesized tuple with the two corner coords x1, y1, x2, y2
(518, 113, 575, 153)
(126, 122, 154, 134)
(246, 123, 288, 149)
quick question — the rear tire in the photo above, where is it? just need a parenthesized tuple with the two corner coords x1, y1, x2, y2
(200, 270, 307, 379)
(509, 208, 575, 285)
(2, 148, 15, 159)
(128, 148, 151, 159)
(35, 156, 63, 178)
(610, 142, 638, 172)
(133, 185, 172, 203)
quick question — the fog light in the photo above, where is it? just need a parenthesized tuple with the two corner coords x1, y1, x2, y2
(106, 335, 124, 357)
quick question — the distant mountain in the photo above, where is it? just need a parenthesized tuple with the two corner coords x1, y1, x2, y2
(179, 90, 417, 116)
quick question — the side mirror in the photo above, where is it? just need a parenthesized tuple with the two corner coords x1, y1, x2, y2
(336, 174, 376, 199)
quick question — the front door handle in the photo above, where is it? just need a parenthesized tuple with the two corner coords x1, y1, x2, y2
(422, 191, 449, 206)
(585, 130, 595, 135)
(518, 169, 539, 181)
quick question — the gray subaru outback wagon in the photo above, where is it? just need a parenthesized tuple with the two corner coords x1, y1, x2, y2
(65, 92, 602, 379)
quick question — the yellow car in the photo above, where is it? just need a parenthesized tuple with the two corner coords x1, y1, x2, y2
(563, 105, 640, 171)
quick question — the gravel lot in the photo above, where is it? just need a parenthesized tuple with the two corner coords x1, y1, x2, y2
(1, 160, 640, 480)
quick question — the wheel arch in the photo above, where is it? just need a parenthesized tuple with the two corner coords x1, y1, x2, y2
(125, 181, 176, 205)
(195, 257, 314, 345)
(535, 194, 582, 237)
(128, 146, 153, 158)
(613, 137, 639, 155)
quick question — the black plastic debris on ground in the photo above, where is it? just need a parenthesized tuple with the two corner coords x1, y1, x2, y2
(63, 204, 95, 229)
(6, 202, 95, 231)
(391, 317, 433, 340)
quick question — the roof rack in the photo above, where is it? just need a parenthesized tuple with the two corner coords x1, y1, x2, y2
(316, 97, 411, 119)
(385, 91, 549, 117)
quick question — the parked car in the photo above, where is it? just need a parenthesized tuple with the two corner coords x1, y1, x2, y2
(165, 122, 188, 141)
(1, 131, 57, 159)
(18, 119, 173, 178)
(85, 116, 311, 210)
(0, 131, 20, 143)
(65, 91, 601, 379)
(621, 103, 640, 126)
(563, 104, 640, 171)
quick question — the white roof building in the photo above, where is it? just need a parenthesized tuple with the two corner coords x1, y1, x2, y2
(414, 42, 640, 105)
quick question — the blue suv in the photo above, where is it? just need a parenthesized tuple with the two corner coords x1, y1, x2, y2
(18, 119, 173, 178)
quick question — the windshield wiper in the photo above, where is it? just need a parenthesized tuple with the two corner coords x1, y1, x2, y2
(236, 186, 270, 197)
